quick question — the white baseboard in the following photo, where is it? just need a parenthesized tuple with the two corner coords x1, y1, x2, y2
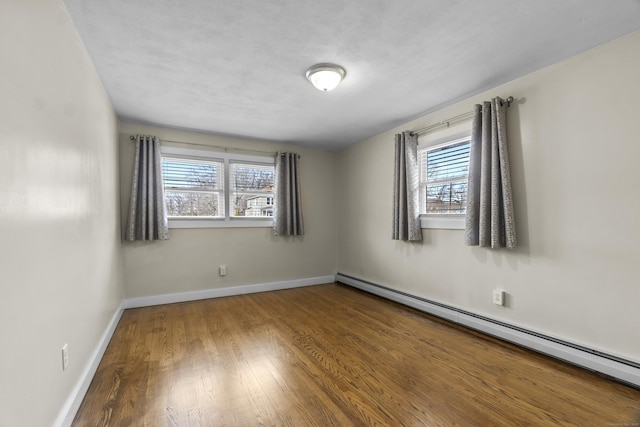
(336, 273, 640, 388)
(54, 301, 126, 427)
(123, 275, 335, 309)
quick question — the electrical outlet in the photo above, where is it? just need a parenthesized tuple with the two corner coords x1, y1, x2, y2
(219, 265, 227, 276)
(492, 289, 505, 306)
(62, 344, 69, 371)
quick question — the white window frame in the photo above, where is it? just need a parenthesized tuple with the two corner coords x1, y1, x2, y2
(229, 160, 275, 218)
(418, 133, 471, 230)
(161, 145, 274, 229)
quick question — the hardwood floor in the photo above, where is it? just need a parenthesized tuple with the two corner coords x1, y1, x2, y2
(72, 283, 640, 426)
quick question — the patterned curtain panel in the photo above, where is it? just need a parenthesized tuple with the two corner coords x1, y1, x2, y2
(273, 152, 304, 236)
(465, 98, 516, 249)
(125, 135, 169, 241)
(392, 131, 422, 241)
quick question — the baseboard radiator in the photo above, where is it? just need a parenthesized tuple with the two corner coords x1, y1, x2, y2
(335, 273, 640, 389)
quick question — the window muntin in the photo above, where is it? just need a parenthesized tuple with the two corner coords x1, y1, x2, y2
(419, 136, 470, 215)
(162, 156, 224, 217)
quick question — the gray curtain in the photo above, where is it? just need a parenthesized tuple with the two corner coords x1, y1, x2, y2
(465, 98, 516, 249)
(125, 135, 169, 241)
(273, 152, 304, 236)
(392, 131, 422, 241)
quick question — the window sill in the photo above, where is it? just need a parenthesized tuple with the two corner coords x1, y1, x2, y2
(420, 214, 465, 230)
(168, 217, 273, 229)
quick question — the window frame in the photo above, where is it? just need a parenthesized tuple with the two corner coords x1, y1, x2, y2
(418, 134, 471, 230)
(162, 154, 226, 220)
(229, 160, 275, 218)
(161, 145, 275, 229)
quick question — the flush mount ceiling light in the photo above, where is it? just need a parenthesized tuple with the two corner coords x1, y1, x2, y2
(305, 63, 346, 92)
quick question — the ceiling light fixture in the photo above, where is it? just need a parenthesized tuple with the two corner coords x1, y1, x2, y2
(305, 63, 346, 92)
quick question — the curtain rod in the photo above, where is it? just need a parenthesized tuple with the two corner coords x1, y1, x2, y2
(128, 135, 280, 157)
(411, 96, 514, 136)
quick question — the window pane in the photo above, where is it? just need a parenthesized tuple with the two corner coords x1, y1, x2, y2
(232, 192, 274, 217)
(231, 163, 274, 192)
(231, 162, 275, 217)
(164, 191, 221, 217)
(427, 142, 470, 182)
(162, 157, 222, 191)
(420, 137, 470, 215)
(426, 181, 467, 213)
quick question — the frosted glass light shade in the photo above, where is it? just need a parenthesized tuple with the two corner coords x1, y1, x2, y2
(305, 64, 346, 91)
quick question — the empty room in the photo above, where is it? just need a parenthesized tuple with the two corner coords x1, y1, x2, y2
(2, 1, 640, 426)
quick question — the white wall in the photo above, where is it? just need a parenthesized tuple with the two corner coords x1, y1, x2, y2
(337, 31, 640, 363)
(0, 1, 124, 426)
(119, 123, 337, 298)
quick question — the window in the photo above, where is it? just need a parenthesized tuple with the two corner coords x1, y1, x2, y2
(418, 136, 470, 229)
(160, 146, 275, 228)
(162, 156, 224, 217)
(231, 162, 274, 217)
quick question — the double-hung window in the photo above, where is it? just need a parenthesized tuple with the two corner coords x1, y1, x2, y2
(230, 162, 275, 217)
(163, 155, 224, 218)
(418, 135, 471, 229)
(160, 146, 274, 228)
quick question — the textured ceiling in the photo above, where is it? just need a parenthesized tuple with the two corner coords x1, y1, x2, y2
(63, 0, 640, 150)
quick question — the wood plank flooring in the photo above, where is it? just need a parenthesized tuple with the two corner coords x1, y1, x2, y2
(72, 283, 640, 426)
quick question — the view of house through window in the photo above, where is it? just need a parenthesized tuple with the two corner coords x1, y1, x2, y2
(161, 153, 275, 220)
(419, 136, 471, 214)
(231, 162, 275, 217)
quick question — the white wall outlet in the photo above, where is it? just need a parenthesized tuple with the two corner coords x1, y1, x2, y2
(219, 265, 227, 276)
(492, 289, 505, 306)
(62, 343, 69, 371)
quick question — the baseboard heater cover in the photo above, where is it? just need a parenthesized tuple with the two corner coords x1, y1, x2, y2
(335, 273, 640, 389)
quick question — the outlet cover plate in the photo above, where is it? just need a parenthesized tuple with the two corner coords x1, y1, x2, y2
(492, 289, 505, 306)
(62, 343, 69, 371)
